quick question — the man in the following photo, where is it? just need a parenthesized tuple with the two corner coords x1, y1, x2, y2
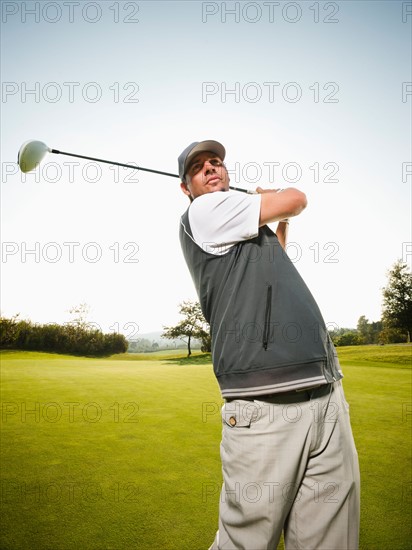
(178, 140, 360, 550)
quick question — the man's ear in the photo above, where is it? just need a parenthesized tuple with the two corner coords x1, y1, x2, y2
(180, 181, 191, 198)
(224, 164, 230, 184)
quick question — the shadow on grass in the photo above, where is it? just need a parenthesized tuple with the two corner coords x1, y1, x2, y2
(165, 353, 212, 366)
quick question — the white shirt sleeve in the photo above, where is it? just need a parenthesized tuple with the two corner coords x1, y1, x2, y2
(188, 190, 262, 255)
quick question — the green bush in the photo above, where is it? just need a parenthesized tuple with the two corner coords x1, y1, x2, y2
(0, 316, 127, 356)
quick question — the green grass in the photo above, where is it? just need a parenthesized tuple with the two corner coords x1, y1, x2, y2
(0, 346, 411, 549)
(336, 343, 412, 368)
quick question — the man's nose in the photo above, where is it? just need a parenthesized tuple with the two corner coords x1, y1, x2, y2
(203, 160, 215, 173)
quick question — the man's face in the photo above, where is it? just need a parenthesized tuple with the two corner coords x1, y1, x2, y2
(180, 151, 230, 200)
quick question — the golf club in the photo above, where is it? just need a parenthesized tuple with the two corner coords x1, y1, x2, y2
(17, 140, 253, 194)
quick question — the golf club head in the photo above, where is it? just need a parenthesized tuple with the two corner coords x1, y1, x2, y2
(18, 140, 50, 173)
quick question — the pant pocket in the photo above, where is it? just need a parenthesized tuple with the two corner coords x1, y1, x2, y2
(222, 399, 261, 428)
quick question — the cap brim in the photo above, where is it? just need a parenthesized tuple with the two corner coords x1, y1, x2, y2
(184, 140, 225, 176)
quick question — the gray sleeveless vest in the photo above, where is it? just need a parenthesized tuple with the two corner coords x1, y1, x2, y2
(180, 208, 342, 398)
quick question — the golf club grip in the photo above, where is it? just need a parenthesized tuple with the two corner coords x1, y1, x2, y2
(229, 186, 257, 194)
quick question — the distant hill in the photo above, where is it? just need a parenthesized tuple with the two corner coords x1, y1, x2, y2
(136, 331, 167, 343)
(127, 330, 202, 353)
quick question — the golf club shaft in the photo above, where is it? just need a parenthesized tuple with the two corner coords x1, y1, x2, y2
(50, 149, 253, 193)
(51, 149, 180, 178)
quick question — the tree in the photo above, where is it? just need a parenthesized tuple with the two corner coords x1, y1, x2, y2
(68, 303, 91, 330)
(381, 260, 412, 342)
(328, 326, 356, 345)
(334, 331, 363, 347)
(0, 314, 127, 356)
(356, 316, 383, 345)
(200, 333, 212, 353)
(377, 326, 406, 345)
(162, 301, 210, 357)
(0, 314, 20, 347)
(356, 315, 369, 344)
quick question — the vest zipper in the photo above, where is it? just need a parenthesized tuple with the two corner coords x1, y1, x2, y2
(263, 284, 272, 350)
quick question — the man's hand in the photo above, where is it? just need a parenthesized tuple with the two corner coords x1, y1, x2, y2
(256, 187, 307, 227)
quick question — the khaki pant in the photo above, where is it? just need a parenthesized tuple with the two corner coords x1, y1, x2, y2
(209, 381, 360, 550)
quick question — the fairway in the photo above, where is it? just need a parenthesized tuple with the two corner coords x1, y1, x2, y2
(1, 346, 411, 550)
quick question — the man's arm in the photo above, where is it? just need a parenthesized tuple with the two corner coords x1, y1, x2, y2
(256, 187, 307, 226)
(276, 220, 289, 250)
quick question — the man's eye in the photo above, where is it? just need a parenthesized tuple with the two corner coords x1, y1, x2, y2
(191, 164, 201, 173)
(210, 159, 220, 166)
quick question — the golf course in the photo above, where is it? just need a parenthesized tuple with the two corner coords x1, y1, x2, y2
(1, 344, 411, 550)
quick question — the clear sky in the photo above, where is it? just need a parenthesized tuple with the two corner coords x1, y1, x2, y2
(1, 0, 411, 338)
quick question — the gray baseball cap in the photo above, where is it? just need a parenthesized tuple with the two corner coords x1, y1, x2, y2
(178, 140, 226, 181)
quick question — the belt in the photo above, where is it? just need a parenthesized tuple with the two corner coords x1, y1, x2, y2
(226, 383, 333, 404)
